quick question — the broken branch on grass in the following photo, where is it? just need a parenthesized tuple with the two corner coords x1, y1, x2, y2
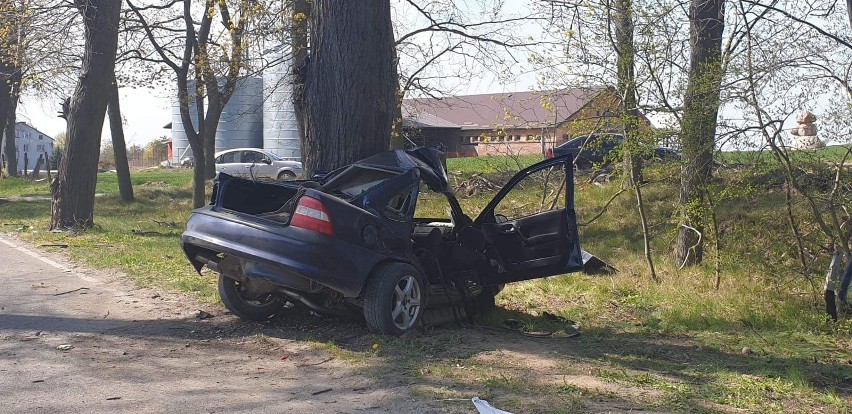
(677, 224, 703, 270)
(131, 230, 165, 236)
(298, 357, 333, 367)
(152, 220, 178, 228)
(579, 187, 629, 226)
(311, 388, 333, 396)
(53, 287, 90, 296)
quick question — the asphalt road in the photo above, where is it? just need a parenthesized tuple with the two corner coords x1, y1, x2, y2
(0, 235, 437, 414)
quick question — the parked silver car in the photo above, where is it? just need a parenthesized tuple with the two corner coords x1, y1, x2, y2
(214, 148, 302, 181)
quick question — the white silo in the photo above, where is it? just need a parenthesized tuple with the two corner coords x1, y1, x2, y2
(262, 55, 301, 160)
(170, 78, 264, 164)
(216, 77, 264, 152)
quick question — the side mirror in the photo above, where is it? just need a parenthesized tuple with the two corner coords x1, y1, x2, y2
(262, 157, 272, 165)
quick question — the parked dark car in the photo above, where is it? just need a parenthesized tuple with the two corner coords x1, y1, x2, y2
(547, 134, 681, 169)
(180, 147, 586, 336)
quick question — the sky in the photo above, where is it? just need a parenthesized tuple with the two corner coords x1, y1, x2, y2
(16, 73, 537, 148)
(14, 0, 846, 149)
(16, 0, 542, 148)
(18, 86, 175, 147)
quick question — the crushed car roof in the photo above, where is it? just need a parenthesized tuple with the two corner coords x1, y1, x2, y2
(355, 147, 451, 194)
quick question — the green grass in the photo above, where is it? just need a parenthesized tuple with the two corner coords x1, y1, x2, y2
(2, 157, 851, 413)
(0, 169, 218, 302)
(447, 154, 545, 176)
(718, 144, 852, 165)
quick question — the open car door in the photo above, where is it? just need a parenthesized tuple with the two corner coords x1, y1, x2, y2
(473, 155, 584, 284)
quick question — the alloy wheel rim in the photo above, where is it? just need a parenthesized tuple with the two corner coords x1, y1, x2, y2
(391, 275, 421, 330)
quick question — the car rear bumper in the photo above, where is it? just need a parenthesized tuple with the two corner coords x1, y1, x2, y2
(180, 207, 383, 297)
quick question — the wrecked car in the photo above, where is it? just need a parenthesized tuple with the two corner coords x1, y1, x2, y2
(180, 147, 586, 336)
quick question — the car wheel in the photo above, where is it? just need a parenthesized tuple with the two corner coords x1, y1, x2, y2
(218, 275, 283, 321)
(363, 263, 424, 336)
(277, 171, 296, 181)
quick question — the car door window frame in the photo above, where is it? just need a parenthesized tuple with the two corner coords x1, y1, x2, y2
(474, 156, 575, 226)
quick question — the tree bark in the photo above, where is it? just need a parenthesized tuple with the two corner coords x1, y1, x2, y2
(299, 0, 398, 176)
(3, 86, 18, 177)
(614, 0, 642, 186)
(29, 153, 43, 180)
(675, 0, 725, 267)
(614, 0, 656, 282)
(292, 0, 309, 148)
(50, 0, 120, 230)
(0, 4, 19, 179)
(108, 79, 134, 202)
(0, 69, 20, 178)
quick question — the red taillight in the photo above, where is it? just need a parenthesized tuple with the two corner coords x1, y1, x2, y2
(290, 196, 334, 236)
(545, 148, 554, 158)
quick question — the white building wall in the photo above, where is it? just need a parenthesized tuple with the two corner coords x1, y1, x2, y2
(12, 122, 55, 174)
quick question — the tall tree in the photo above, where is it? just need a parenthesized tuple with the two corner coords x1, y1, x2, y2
(291, 0, 309, 143)
(127, 0, 268, 208)
(0, 0, 22, 177)
(1, 0, 80, 178)
(50, 0, 120, 229)
(613, 0, 657, 281)
(107, 79, 133, 202)
(614, 0, 641, 185)
(296, 0, 397, 176)
(0, 57, 12, 177)
(675, 0, 725, 266)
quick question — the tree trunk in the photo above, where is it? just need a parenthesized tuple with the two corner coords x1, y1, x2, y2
(614, 0, 656, 281)
(50, 0, 120, 230)
(299, 0, 398, 176)
(29, 154, 43, 180)
(4, 92, 18, 177)
(175, 75, 208, 209)
(292, 0, 309, 149)
(108, 80, 134, 202)
(188, 136, 207, 208)
(1, 70, 20, 178)
(45, 151, 51, 182)
(675, 0, 725, 267)
(614, 0, 642, 186)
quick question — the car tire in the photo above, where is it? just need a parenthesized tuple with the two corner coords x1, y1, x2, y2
(277, 171, 296, 181)
(363, 263, 425, 336)
(218, 275, 283, 321)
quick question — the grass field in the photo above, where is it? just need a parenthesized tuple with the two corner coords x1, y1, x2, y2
(717, 144, 852, 165)
(1, 156, 850, 413)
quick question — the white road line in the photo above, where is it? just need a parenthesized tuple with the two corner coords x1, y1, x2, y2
(0, 235, 101, 284)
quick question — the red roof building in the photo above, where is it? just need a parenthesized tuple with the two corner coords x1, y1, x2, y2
(402, 87, 645, 157)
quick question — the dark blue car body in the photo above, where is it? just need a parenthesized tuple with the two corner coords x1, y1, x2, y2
(180, 147, 587, 333)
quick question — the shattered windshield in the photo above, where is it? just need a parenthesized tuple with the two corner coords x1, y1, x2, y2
(322, 166, 399, 198)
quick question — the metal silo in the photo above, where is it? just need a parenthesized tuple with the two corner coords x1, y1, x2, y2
(216, 77, 264, 152)
(171, 81, 199, 165)
(263, 56, 301, 160)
